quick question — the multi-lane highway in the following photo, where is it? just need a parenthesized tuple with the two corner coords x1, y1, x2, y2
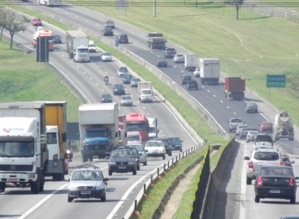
(0, 23, 201, 219)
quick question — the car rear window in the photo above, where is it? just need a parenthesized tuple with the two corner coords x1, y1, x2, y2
(254, 151, 279, 161)
(231, 118, 243, 123)
(260, 167, 294, 177)
(256, 135, 273, 142)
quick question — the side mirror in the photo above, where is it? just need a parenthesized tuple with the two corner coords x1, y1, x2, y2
(244, 156, 250, 160)
(282, 158, 288, 162)
(292, 161, 295, 164)
(295, 177, 299, 180)
(145, 150, 148, 152)
(104, 178, 109, 182)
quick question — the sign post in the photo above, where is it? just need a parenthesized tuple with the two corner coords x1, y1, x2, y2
(115, 39, 119, 50)
(266, 74, 286, 99)
(115, 0, 129, 14)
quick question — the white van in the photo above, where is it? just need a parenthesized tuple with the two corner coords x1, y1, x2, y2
(127, 131, 142, 144)
(148, 118, 158, 138)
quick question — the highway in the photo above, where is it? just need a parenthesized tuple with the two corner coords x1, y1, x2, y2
(0, 23, 200, 219)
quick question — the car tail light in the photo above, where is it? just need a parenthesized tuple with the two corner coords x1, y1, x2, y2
(248, 161, 253, 169)
(289, 178, 295, 186)
(280, 161, 285, 166)
(257, 176, 263, 186)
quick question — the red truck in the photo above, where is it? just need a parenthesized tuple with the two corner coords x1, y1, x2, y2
(224, 77, 245, 100)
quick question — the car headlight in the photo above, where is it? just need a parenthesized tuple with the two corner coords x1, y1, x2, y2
(128, 161, 135, 165)
(95, 184, 104, 190)
(68, 186, 77, 191)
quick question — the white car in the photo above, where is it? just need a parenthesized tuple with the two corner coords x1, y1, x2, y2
(145, 140, 166, 160)
(101, 52, 112, 62)
(246, 130, 260, 143)
(120, 95, 133, 106)
(127, 131, 142, 144)
(194, 67, 200, 77)
(88, 40, 97, 52)
(173, 54, 184, 63)
(117, 66, 129, 77)
(236, 124, 248, 136)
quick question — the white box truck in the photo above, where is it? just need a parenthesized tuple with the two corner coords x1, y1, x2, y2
(79, 103, 119, 162)
(138, 81, 153, 103)
(184, 54, 198, 71)
(148, 118, 158, 138)
(0, 102, 48, 194)
(199, 58, 220, 85)
(65, 30, 90, 62)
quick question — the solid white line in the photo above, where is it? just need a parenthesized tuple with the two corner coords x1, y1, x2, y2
(239, 144, 247, 219)
(17, 184, 68, 219)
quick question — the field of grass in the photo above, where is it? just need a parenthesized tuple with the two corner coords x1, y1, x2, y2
(0, 40, 81, 121)
(62, 0, 299, 126)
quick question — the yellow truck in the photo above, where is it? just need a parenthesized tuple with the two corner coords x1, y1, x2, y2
(44, 101, 68, 181)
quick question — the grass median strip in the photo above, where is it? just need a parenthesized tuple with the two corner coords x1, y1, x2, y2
(0, 40, 81, 121)
(9, 4, 225, 144)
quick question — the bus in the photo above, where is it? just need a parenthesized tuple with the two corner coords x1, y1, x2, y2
(38, 0, 61, 6)
(32, 29, 54, 51)
(126, 112, 149, 142)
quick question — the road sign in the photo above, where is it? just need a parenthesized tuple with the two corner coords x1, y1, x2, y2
(115, 0, 129, 10)
(266, 74, 286, 88)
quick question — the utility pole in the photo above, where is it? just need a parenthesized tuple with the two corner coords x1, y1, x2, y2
(153, 0, 156, 17)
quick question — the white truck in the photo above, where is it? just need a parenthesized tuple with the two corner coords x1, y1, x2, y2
(148, 118, 158, 138)
(65, 30, 90, 62)
(273, 111, 294, 141)
(138, 81, 153, 103)
(184, 55, 198, 71)
(199, 58, 220, 85)
(79, 103, 119, 162)
(0, 102, 48, 194)
(37, 0, 61, 6)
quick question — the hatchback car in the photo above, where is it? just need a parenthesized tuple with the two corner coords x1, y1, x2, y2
(52, 35, 62, 44)
(167, 137, 183, 152)
(259, 122, 273, 133)
(130, 78, 141, 87)
(145, 140, 166, 160)
(104, 19, 115, 28)
(120, 95, 133, 106)
(126, 143, 148, 166)
(254, 165, 298, 204)
(156, 58, 168, 67)
(228, 118, 244, 132)
(173, 54, 184, 63)
(123, 74, 133, 84)
(113, 84, 125, 95)
(246, 130, 260, 143)
(101, 93, 113, 103)
(194, 67, 200, 77)
(117, 34, 129, 43)
(187, 80, 198, 90)
(164, 47, 177, 58)
(153, 138, 172, 156)
(236, 124, 248, 136)
(67, 164, 108, 202)
(108, 147, 139, 175)
(244, 148, 283, 185)
(181, 74, 192, 85)
(102, 27, 113, 36)
(101, 52, 112, 62)
(31, 18, 42, 26)
(239, 128, 257, 140)
(117, 66, 129, 77)
(246, 101, 258, 113)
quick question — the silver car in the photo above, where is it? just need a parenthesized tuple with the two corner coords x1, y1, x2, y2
(117, 66, 129, 77)
(173, 54, 184, 63)
(236, 124, 248, 136)
(101, 52, 112, 62)
(126, 143, 148, 165)
(228, 117, 244, 132)
(130, 77, 141, 87)
(120, 95, 133, 106)
(246, 130, 260, 143)
(67, 164, 108, 202)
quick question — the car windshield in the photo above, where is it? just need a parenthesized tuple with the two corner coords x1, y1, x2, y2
(127, 144, 144, 151)
(54, 35, 60, 39)
(238, 125, 247, 129)
(115, 84, 123, 89)
(254, 151, 279, 161)
(168, 138, 180, 144)
(146, 141, 163, 147)
(231, 118, 243, 123)
(102, 94, 111, 98)
(119, 67, 128, 72)
(241, 128, 251, 133)
(176, 54, 183, 57)
(256, 135, 273, 142)
(110, 149, 136, 158)
(122, 96, 131, 100)
(120, 35, 127, 38)
(132, 78, 140, 82)
(124, 74, 131, 79)
(127, 135, 140, 141)
(71, 170, 103, 181)
(167, 48, 176, 51)
(78, 48, 89, 53)
(102, 52, 110, 56)
(183, 75, 191, 79)
(260, 167, 294, 177)
(249, 131, 259, 135)
(248, 102, 257, 106)
(142, 90, 151, 94)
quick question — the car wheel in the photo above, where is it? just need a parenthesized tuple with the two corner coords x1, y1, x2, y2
(137, 164, 140, 171)
(144, 161, 147, 166)
(133, 169, 137, 175)
(0, 183, 6, 192)
(82, 155, 88, 163)
(254, 195, 260, 203)
(108, 170, 112, 176)
(89, 157, 93, 162)
(163, 155, 166, 160)
(180, 149, 182, 152)
(246, 177, 252, 185)
(68, 196, 73, 203)
(168, 152, 172, 156)
(246, 140, 249, 143)
(290, 196, 296, 204)
(101, 193, 107, 202)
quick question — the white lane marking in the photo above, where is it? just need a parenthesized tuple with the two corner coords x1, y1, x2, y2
(17, 184, 68, 219)
(76, 66, 79, 68)
(96, 83, 99, 86)
(213, 95, 216, 97)
(259, 112, 269, 122)
(142, 107, 146, 110)
(90, 77, 93, 80)
(157, 55, 160, 57)
(83, 71, 86, 74)
(227, 106, 230, 109)
(207, 90, 210, 92)
(220, 100, 223, 103)
(181, 71, 184, 73)
(233, 112, 237, 115)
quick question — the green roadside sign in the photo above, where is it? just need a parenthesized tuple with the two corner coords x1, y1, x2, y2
(266, 75, 286, 88)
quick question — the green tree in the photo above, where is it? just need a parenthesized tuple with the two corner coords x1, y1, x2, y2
(0, 7, 6, 41)
(226, 0, 245, 20)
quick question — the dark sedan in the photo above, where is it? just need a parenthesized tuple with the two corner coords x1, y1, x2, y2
(156, 58, 167, 67)
(167, 137, 183, 152)
(123, 74, 133, 84)
(117, 34, 129, 44)
(102, 27, 113, 36)
(181, 74, 192, 85)
(101, 93, 113, 103)
(254, 165, 298, 204)
(187, 80, 198, 90)
(52, 35, 62, 44)
(113, 84, 125, 95)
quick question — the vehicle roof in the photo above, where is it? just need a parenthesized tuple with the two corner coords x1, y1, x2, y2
(253, 148, 279, 152)
(73, 163, 100, 171)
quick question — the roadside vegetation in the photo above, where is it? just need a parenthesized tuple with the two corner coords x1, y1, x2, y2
(0, 39, 81, 121)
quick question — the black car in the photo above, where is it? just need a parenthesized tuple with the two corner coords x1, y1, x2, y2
(108, 147, 139, 175)
(156, 58, 167, 67)
(254, 165, 298, 204)
(117, 34, 129, 44)
(164, 47, 177, 58)
(123, 74, 133, 84)
(52, 35, 62, 44)
(113, 84, 125, 95)
(102, 27, 113, 36)
(167, 137, 183, 152)
(187, 80, 198, 90)
(153, 138, 172, 156)
(181, 74, 192, 85)
(101, 93, 113, 103)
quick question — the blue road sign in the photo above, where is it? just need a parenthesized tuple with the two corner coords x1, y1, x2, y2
(266, 74, 286, 88)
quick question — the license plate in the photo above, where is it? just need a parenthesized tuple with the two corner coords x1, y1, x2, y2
(269, 190, 280, 193)
(8, 178, 17, 182)
(118, 166, 126, 169)
(81, 191, 91, 195)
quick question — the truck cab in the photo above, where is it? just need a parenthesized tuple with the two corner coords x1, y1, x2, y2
(74, 45, 90, 62)
(138, 81, 153, 103)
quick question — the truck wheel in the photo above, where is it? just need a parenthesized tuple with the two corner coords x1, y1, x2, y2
(133, 169, 137, 175)
(108, 170, 112, 176)
(143, 161, 147, 166)
(0, 182, 6, 192)
(68, 196, 73, 202)
(89, 157, 93, 162)
(168, 152, 172, 156)
(246, 177, 252, 185)
(82, 156, 88, 163)
(39, 181, 44, 192)
(137, 164, 140, 171)
(30, 182, 39, 194)
(163, 155, 166, 160)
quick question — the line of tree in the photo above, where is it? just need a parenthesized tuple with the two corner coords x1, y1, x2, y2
(225, 0, 245, 20)
(0, 7, 30, 49)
